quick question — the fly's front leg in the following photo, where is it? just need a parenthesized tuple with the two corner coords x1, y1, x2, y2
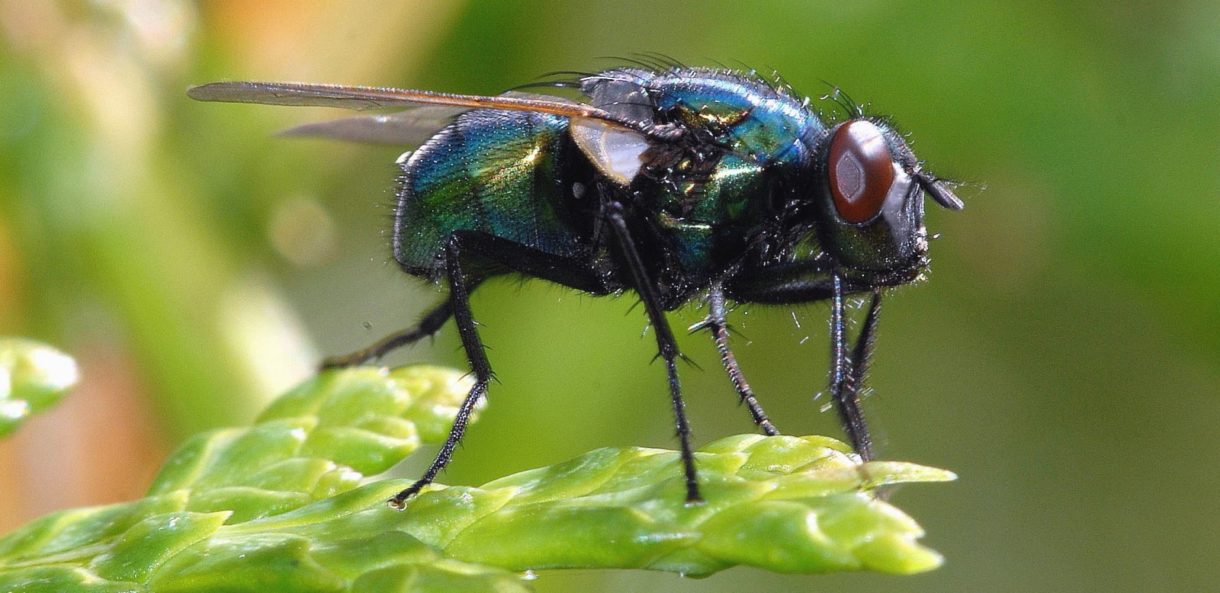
(605, 201, 701, 503)
(726, 262, 879, 461)
(828, 274, 873, 460)
(844, 289, 883, 430)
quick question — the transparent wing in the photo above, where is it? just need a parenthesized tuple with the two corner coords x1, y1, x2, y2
(190, 81, 668, 185)
(187, 81, 646, 132)
(278, 107, 468, 145)
(275, 92, 571, 146)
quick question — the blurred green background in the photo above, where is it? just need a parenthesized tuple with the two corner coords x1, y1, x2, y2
(1, 1, 1217, 592)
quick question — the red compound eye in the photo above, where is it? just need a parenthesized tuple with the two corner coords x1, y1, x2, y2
(827, 120, 895, 223)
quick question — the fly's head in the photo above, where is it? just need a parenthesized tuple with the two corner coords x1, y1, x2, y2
(809, 118, 963, 284)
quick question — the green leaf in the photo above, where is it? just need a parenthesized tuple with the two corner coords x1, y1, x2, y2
(0, 338, 78, 437)
(0, 365, 954, 592)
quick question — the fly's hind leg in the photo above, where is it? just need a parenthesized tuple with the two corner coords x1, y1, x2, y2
(388, 236, 492, 508)
(319, 299, 457, 370)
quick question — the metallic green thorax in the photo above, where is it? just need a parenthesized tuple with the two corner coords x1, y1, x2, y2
(597, 69, 824, 293)
(644, 153, 769, 285)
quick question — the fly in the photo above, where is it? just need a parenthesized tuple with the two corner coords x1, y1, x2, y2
(188, 65, 964, 508)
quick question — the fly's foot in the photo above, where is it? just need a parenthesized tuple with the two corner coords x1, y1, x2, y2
(318, 349, 377, 371)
